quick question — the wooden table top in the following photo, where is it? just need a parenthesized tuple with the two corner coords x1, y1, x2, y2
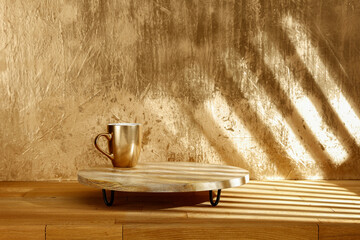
(78, 162, 249, 192)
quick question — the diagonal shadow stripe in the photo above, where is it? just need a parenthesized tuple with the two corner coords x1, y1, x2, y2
(269, 18, 359, 152)
(172, 99, 253, 176)
(245, 44, 338, 178)
(213, 63, 304, 179)
(255, 0, 360, 178)
(262, 15, 360, 177)
(305, 7, 360, 121)
(218, 0, 336, 178)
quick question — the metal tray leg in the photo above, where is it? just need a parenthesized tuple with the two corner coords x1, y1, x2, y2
(102, 189, 114, 206)
(209, 189, 221, 206)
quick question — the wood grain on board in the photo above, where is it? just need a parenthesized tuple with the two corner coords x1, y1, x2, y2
(123, 223, 318, 240)
(46, 225, 123, 240)
(78, 162, 249, 192)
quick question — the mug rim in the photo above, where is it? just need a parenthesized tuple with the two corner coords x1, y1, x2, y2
(108, 123, 141, 126)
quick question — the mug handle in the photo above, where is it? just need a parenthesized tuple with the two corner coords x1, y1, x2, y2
(94, 133, 114, 161)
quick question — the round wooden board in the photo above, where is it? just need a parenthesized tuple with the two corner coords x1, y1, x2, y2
(78, 162, 249, 192)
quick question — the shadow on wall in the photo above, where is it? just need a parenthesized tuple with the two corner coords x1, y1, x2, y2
(135, 0, 360, 179)
(1, 0, 360, 180)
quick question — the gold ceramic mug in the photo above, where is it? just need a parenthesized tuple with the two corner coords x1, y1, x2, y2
(94, 123, 142, 168)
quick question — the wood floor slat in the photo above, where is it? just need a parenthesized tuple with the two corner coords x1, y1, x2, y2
(123, 223, 318, 240)
(0, 180, 359, 239)
(46, 225, 123, 240)
(0, 225, 44, 240)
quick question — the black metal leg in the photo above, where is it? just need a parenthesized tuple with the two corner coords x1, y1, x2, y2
(209, 189, 221, 206)
(102, 189, 114, 206)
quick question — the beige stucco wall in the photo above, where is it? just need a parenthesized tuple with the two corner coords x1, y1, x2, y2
(1, 0, 360, 180)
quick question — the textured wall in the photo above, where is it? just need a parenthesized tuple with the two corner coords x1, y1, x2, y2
(1, 0, 360, 180)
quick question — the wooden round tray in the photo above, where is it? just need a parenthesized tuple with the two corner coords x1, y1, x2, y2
(78, 162, 249, 206)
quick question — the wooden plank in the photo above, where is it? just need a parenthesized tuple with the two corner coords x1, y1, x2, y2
(115, 210, 188, 225)
(0, 209, 116, 225)
(0, 225, 44, 240)
(1, 181, 360, 229)
(123, 223, 318, 240)
(319, 223, 360, 240)
(46, 225, 122, 240)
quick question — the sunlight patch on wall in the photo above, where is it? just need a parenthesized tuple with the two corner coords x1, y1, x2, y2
(202, 91, 269, 172)
(331, 93, 360, 143)
(247, 34, 321, 177)
(295, 96, 348, 165)
(255, 31, 347, 168)
(254, 93, 317, 169)
(282, 14, 360, 146)
(304, 175, 323, 180)
(223, 50, 323, 178)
